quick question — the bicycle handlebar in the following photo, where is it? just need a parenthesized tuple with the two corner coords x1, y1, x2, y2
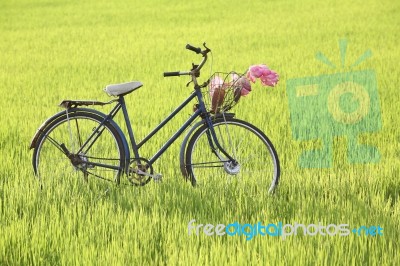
(163, 43, 211, 79)
(185, 44, 202, 54)
(163, 71, 181, 77)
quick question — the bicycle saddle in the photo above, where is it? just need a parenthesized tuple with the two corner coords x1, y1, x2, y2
(104, 81, 143, 96)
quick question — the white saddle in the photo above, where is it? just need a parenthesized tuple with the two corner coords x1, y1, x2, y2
(104, 81, 143, 96)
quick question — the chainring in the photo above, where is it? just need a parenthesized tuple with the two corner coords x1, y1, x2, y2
(127, 157, 153, 186)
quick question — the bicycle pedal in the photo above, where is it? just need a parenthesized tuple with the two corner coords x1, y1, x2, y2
(153, 173, 163, 182)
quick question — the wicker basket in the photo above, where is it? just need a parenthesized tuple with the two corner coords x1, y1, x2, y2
(202, 72, 246, 113)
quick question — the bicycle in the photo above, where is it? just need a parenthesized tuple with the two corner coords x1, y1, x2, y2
(30, 43, 280, 193)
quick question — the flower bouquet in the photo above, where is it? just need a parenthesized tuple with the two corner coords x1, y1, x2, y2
(208, 64, 279, 113)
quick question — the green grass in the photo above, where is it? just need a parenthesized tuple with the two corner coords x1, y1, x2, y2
(1, 0, 399, 264)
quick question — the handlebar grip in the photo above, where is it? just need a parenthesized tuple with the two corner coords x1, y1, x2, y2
(163, 71, 180, 77)
(185, 44, 201, 54)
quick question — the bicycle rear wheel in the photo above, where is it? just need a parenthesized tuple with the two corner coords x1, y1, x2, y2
(32, 110, 126, 188)
(185, 118, 280, 193)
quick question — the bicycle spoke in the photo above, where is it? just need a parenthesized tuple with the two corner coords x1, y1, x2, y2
(75, 117, 83, 147)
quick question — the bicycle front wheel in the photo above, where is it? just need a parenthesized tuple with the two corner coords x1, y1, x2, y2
(185, 118, 280, 193)
(32, 110, 127, 188)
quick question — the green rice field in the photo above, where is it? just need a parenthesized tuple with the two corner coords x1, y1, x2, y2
(0, 0, 399, 264)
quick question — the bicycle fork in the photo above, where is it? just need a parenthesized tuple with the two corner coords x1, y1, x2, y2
(203, 114, 239, 168)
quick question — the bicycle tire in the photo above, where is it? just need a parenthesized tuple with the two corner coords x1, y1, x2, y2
(185, 117, 280, 193)
(32, 110, 127, 188)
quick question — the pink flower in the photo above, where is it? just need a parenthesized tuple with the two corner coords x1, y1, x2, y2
(209, 75, 224, 97)
(246, 64, 279, 87)
(230, 73, 240, 82)
(260, 72, 279, 87)
(229, 73, 250, 96)
(235, 76, 251, 96)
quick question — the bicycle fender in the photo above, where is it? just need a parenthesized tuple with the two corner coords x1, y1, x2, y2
(30, 110, 66, 149)
(179, 120, 205, 178)
(29, 108, 130, 165)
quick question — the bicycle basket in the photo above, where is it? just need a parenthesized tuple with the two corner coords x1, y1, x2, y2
(201, 72, 246, 114)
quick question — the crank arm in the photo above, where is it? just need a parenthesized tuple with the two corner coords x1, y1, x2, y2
(135, 169, 163, 181)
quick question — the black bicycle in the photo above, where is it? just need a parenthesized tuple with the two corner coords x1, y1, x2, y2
(30, 43, 280, 193)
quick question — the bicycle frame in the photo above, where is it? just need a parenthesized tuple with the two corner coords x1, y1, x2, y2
(72, 86, 234, 173)
(123, 90, 200, 165)
(30, 43, 238, 176)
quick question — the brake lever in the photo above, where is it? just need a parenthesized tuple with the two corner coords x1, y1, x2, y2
(202, 42, 211, 54)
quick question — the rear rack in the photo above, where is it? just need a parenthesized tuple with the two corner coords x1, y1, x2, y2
(59, 99, 118, 109)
